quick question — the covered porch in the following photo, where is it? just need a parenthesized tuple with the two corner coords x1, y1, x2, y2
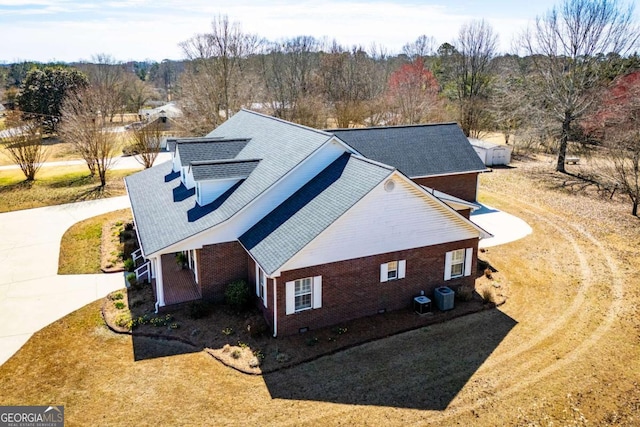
(152, 253, 201, 307)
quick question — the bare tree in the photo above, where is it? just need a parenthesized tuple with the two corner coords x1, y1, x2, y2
(451, 20, 498, 137)
(60, 87, 119, 186)
(79, 54, 128, 123)
(319, 43, 378, 128)
(402, 35, 437, 60)
(0, 112, 48, 181)
(179, 14, 262, 128)
(128, 120, 163, 169)
(521, 0, 639, 172)
(260, 36, 322, 125)
(598, 72, 640, 216)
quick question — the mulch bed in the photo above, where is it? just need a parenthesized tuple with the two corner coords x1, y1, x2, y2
(102, 273, 503, 374)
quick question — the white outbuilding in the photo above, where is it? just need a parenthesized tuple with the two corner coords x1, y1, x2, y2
(468, 138, 511, 166)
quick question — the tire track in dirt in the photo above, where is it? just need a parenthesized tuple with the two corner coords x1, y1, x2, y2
(425, 190, 626, 424)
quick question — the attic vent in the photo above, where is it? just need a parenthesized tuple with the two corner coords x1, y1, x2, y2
(384, 179, 395, 192)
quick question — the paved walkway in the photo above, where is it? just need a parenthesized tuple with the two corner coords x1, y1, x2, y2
(0, 196, 131, 366)
(470, 203, 533, 248)
(0, 152, 172, 171)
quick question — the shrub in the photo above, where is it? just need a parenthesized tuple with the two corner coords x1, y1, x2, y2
(115, 313, 133, 329)
(124, 222, 134, 231)
(245, 315, 268, 337)
(126, 273, 137, 287)
(188, 301, 211, 319)
(123, 258, 135, 272)
(175, 252, 187, 267)
(456, 286, 474, 302)
(114, 301, 126, 310)
(111, 292, 124, 301)
(479, 286, 494, 303)
(225, 280, 250, 311)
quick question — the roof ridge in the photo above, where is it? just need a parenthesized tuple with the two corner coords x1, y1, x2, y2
(190, 158, 261, 166)
(240, 108, 335, 138)
(327, 122, 459, 132)
(349, 153, 395, 172)
(175, 137, 251, 144)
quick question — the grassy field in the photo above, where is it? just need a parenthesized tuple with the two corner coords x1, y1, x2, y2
(0, 155, 639, 426)
(0, 165, 136, 212)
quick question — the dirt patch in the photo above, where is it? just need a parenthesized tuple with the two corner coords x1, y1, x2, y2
(102, 272, 501, 374)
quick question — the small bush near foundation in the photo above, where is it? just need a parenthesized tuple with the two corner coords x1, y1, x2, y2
(123, 258, 134, 272)
(225, 280, 250, 311)
(479, 287, 494, 303)
(124, 222, 134, 231)
(188, 301, 212, 319)
(126, 273, 137, 287)
(110, 292, 124, 301)
(115, 313, 133, 329)
(245, 315, 268, 337)
(456, 286, 474, 302)
(114, 301, 126, 310)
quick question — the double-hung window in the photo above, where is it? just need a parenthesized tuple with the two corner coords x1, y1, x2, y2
(294, 278, 313, 312)
(380, 260, 406, 282)
(444, 248, 473, 280)
(285, 276, 322, 315)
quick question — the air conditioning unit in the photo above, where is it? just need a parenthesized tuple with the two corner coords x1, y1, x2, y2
(434, 286, 455, 311)
(413, 295, 431, 315)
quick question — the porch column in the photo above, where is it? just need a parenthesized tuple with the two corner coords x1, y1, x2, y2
(155, 255, 165, 310)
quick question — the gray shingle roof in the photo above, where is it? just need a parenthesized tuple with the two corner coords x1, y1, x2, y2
(167, 136, 225, 154)
(240, 153, 393, 275)
(330, 123, 487, 177)
(191, 159, 260, 181)
(126, 109, 335, 256)
(178, 139, 250, 167)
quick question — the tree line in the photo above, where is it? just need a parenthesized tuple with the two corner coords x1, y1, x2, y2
(1, 0, 640, 215)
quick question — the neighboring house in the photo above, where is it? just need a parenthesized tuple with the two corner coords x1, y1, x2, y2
(330, 123, 488, 203)
(468, 138, 512, 167)
(125, 110, 491, 337)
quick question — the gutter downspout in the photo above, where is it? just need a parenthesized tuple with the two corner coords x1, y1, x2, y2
(273, 278, 278, 338)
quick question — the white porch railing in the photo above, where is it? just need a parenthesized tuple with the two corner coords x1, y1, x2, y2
(135, 261, 151, 283)
(132, 248, 144, 264)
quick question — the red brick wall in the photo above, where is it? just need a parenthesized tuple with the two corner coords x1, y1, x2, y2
(273, 238, 478, 336)
(412, 172, 479, 202)
(197, 241, 249, 302)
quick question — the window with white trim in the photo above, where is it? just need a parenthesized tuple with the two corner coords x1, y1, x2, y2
(294, 278, 312, 312)
(285, 276, 322, 315)
(380, 260, 406, 282)
(444, 248, 473, 280)
(387, 261, 398, 280)
(450, 249, 465, 278)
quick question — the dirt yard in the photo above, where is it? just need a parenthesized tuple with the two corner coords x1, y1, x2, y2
(0, 153, 639, 426)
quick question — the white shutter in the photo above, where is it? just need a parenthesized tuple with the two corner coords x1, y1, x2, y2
(444, 252, 453, 280)
(398, 260, 406, 279)
(312, 276, 322, 309)
(464, 248, 473, 277)
(262, 278, 268, 308)
(285, 281, 295, 315)
(380, 263, 388, 282)
(255, 265, 260, 296)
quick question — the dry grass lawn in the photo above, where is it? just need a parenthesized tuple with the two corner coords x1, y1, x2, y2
(0, 166, 136, 212)
(58, 209, 132, 275)
(1, 154, 640, 426)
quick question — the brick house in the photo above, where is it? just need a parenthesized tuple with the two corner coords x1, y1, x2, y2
(125, 110, 490, 337)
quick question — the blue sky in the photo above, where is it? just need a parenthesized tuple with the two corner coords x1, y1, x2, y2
(0, 0, 565, 63)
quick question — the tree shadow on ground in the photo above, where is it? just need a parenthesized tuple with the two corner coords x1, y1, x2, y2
(262, 309, 517, 410)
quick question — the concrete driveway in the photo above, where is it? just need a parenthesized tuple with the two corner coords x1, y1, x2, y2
(470, 203, 533, 248)
(0, 196, 131, 366)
